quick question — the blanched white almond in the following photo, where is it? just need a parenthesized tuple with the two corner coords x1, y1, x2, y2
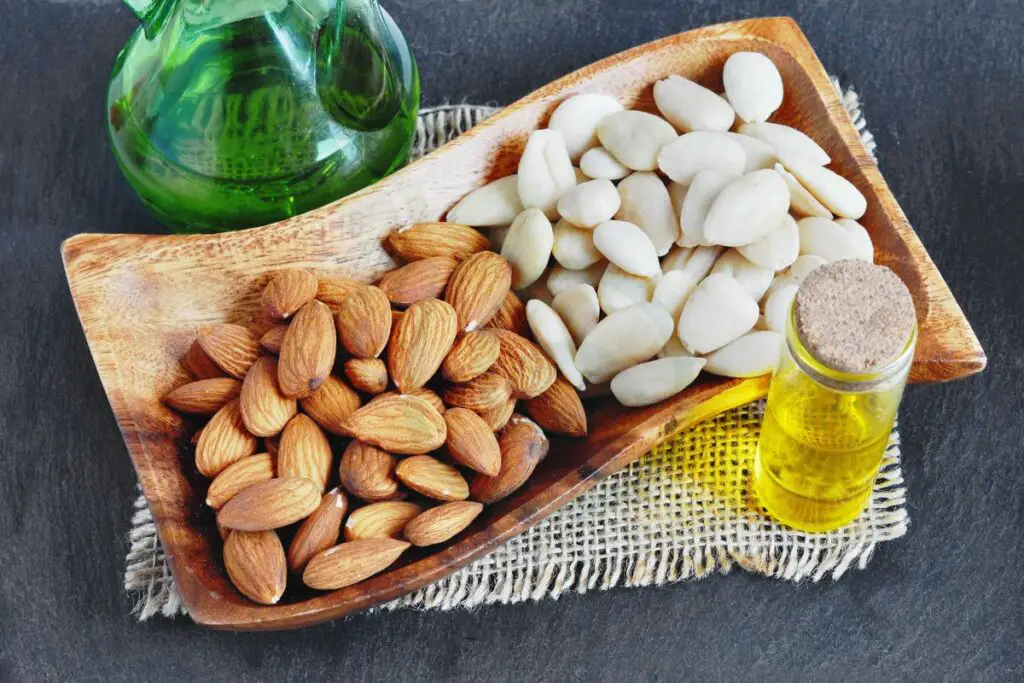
(596, 110, 677, 171)
(547, 93, 624, 162)
(835, 218, 874, 261)
(797, 217, 865, 263)
(703, 169, 791, 247)
(668, 182, 688, 221)
(653, 75, 735, 132)
(788, 254, 828, 281)
(737, 214, 800, 271)
(556, 178, 621, 229)
(661, 245, 691, 273)
(678, 273, 759, 354)
(779, 150, 867, 219)
(447, 176, 524, 227)
(723, 52, 784, 124)
(610, 357, 706, 407)
(579, 146, 630, 180)
(551, 283, 600, 345)
(702, 331, 783, 377)
(762, 283, 798, 333)
(775, 163, 832, 219)
(502, 208, 554, 289)
(657, 335, 693, 359)
(526, 300, 585, 390)
(761, 273, 800, 305)
(652, 269, 698, 322)
(546, 262, 605, 296)
(657, 132, 746, 185)
(679, 170, 736, 247)
(552, 219, 603, 270)
(738, 122, 831, 166)
(575, 303, 674, 383)
(517, 129, 577, 218)
(679, 245, 724, 281)
(592, 220, 661, 277)
(725, 132, 777, 172)
(615, 172, 679, 255)
(710, 250, 775, 302)
(598, 263, 659, 315)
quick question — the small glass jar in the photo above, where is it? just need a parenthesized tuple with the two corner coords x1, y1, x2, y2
(753, 304, 917, 532)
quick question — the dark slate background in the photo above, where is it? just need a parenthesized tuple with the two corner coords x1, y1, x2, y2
(1, 0, 1022, 680)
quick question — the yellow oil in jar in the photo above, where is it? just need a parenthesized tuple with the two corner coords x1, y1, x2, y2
(753, 311, 914, 532)
(754, 378, 896, 531)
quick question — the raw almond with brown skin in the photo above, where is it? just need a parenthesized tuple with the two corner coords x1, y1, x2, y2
(184, 339, 227, 380)
(163, 377, 241, 415)
(316, 275, 365, 305)
(261, 269, 318, 321)
(303, 538, 410, 590)
(260, 325, 288, 354)
(485, 291, 529, 336)
(490, 330, 558, 399)
(391, 310, 404, 327)
(336, 286, 391, 358)
(206, 453, 276, 510)
(239, 356, 297, 437)
(445, 251, 513, 332)
(344, 357, 388, 395)
(378, 257, 459, 307)
(343, 501, 423, 541)
(218, 477, 321, 531)
(338, 441, 399, 501)
(395, 455, 469, 501)
(444, 408, 501, 475)
(195, 399, 259, 478)
(299, 374, 361, 436)
(470, 415, 550, 504)
(264, 435, 279, 457)
(442, 372, 512, 412)
(278, 414, 332, 492)
(371, 388, 446, 415)
(388, 298, 458, 392)
(278, 300, 337, 398)
(525, 375, 588, 437)
(387, 222, 490, 261)
(342, 394, 447, 454)
(404, 501, 484, 546)
(287, 488, 348, 572)
(247, 312, 281, 339)
(477, 397, 516, 431)
(442, 330, 500, 383)
(197, 324, 261, 379)
(224, 530, 287, 605)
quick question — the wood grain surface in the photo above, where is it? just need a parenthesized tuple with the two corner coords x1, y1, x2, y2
(61, 18, 983, 629)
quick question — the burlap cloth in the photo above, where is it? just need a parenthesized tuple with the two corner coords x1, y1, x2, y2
(125, 83, 903, 620)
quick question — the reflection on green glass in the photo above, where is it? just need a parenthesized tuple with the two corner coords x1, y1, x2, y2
(107, 0, 419, 233)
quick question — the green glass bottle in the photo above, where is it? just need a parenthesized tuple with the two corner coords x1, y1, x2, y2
(107, 0, 420, 233)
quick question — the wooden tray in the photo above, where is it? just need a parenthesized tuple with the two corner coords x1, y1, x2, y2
(62, 17, 984, 630)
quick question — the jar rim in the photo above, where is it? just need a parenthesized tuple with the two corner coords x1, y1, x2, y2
(786, 301, 917, 391)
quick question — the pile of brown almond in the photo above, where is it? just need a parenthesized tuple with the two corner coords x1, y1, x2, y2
(163, 234, 586, 605)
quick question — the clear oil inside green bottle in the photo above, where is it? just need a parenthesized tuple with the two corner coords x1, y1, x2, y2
(107, 0, 419, 233)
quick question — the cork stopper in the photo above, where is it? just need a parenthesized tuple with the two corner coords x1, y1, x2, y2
(794, 260, 916, 374)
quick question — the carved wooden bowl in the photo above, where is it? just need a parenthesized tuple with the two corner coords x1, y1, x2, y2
(62, 18, 984, 630)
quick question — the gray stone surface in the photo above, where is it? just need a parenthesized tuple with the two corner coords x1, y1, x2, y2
(1, 0, 1022, 681)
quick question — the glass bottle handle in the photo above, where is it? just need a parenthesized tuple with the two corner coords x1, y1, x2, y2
(316, 0, 404, 132)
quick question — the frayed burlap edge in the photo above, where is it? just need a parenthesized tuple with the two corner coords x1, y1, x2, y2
(125, 84, 895, 621)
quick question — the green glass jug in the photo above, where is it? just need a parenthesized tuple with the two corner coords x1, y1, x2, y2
(107, 0, 420, 233)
